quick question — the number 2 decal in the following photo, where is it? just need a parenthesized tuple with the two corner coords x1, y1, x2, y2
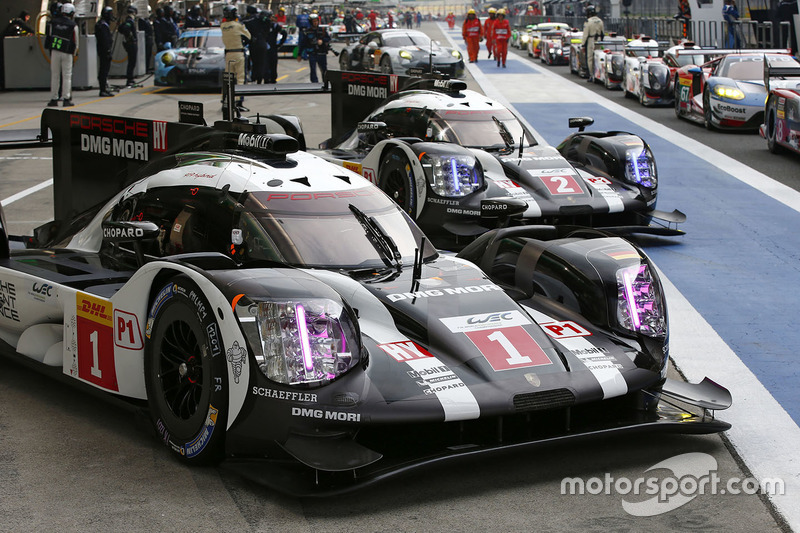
(76, 292, 118, 391)
(539, 174, 584, 196)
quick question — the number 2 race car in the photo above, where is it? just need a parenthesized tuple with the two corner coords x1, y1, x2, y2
(315, 72, 685, 249)
(0, 106, 730, 495)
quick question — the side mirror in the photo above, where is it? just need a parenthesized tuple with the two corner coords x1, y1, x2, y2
(688, 66, 703, 76)
(102, 220, 160, 266)
(481, 198, 528, 228)
(568, 116, 594, 132)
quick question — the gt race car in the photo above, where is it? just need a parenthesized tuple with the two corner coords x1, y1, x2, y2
(0, 107, 730, 495)
(338, 29, 465, 79)
(155, 28, 232, 89)
(623, 41, 706, 107)
(674, 49, 796, 130)
(760, 61, 800, 154)
(315, 72, 685, 249)
(591, 35, 628, 89)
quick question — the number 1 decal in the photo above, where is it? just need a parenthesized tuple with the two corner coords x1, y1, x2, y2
(466, 326, 552, 371)
(76, 292, 118, 391)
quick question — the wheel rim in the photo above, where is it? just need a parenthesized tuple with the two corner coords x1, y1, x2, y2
(381, 58, 392, 73)
(339, 53, 348, 70)
(384, 168, 410, 212)
(158, 319, 205, 422)
(704, 92, 713, 128)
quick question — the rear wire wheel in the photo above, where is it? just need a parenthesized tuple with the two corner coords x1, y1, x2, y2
(145, 276, 227, 464)
(378, 147, 417, 217)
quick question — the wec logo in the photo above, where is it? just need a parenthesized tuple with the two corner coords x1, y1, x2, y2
(467, 312, 515, 325)
(441, 310, 531, 333)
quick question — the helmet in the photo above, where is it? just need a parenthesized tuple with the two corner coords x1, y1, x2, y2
(50, 2, 62, 16)
(127, 5, 138, 14)
(497, 8, 506, 15)
(488, 7, 497, 13)
(189, 5, 200, 15)
(586, 4, 597, 16)
(467, 8, 476, 14)
(279, 6, 285, 11)
(101, 5, 113, 21)
(61, 3, 75, 16)
(246, 5, 258, 15)
(263, 9, 273, 18)
(309, 12, 319, 20)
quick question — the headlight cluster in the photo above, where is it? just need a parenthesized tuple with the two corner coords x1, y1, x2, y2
(616, 263, 666, 338)
(398, 50, 413, 60)
(161, 52, 175, 66)
(451, 49, 462, 59)
(422, 154, 483, 197)
(248, 298, 359, 386)
(624, 146, 657, 189)
(714, 85, 745, 100)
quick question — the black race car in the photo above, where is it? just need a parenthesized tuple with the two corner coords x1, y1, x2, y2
(0, 106, 729, 495)
(338, 29, 465, 78)
(315, 73, 685, 249)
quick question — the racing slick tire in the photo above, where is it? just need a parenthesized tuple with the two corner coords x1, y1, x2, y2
(570, 56, 577, 75)
(380, 55, 393, 74)
(339, 50, 350, 71)
(378, 147, 416, 217)
(766, 95, 782, 154)
(145, 276, 227, 465)
(703, 90, 715, 130)
(639, 86, 647, 105)
(674, 85, 682, 119)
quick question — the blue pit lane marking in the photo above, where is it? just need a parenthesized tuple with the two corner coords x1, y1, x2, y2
(514, 101, 800, 426)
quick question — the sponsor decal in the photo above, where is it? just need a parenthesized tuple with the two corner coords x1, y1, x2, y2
(28, 282, 54, 303)
(156, 418, 170, 444)
(386, 283, 503, 302)
(291, 407, 361, 422)
(237, 132, 278, 150)
(346, 84, 389, 99)
(264, 189, 377, 201)
(152, 121, 167, 152)
(252, 387, 317, 402)
(362, 168, 376, 182)
(146, 283, 175, 338)
(188, 290, 208, 321)
(183, 405, 218, 458)
(76, 292, 118, 391)
(102, 225, 146, 239)
(715, 103, 746, 115)
(446, 207, 481, 216)
(440, 310, 531, 333)
(80, 134, 149, 162)
(585, 175, 612, 186)
(0, 280, 19, 322)
(183, 172, 216, 179)
(70, 114, 148, 138)
(426, 197, 459, 205)
(525, 372, 541, 387)
(114, 309, 143, 350)
(606, 250, 640, 261)
(541, 320, 592, 339)
(379, 340, 433, 362)
(342, 161, 362, 174)
(527, 168, 575, 177)
(226, 341, 246, 384)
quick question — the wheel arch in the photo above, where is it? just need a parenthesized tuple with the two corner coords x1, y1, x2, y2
(366, 139, 428, 218)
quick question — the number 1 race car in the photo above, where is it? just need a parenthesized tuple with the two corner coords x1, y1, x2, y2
(315, 72, 685, 249)
(0, 107, 730, 495)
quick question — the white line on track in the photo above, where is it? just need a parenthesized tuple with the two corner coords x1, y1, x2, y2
(439, 24, 800, 530)
(1, 179, 53, 207)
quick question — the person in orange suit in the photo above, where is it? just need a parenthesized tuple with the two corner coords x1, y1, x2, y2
(446, 12, 455, 29)
(484, 8, 497, 59)
(462, 9, 482, 62)
(493, 9, 511, 67)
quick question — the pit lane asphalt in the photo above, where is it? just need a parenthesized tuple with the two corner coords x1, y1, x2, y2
(0, 24, 789, 532)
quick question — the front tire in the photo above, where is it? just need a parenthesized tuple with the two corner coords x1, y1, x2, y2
(378, 147, 417, 217)
(339, 50, 350, 71)
(380, 55, 393, 74)
(703, 90, 714, 130)
(145, 276, 227, 464)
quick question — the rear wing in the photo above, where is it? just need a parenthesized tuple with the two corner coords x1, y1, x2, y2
(676, 48, 791, 57)
(764, 58, 800, 93)
(38, 105, 299, 221)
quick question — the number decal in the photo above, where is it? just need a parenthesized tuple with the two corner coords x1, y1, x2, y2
(538, 174, 584, 195)
(114, 309, 144, 350)
(76, 292, 118, 391)
(466, 326, 552, 371)
(540, 320, 593, 339)
(680, 85, 690, 104)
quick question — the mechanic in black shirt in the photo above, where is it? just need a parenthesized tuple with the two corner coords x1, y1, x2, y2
(138, 6, 154, 72)
(184, 5, 210, 28)
(95, 6, 114, 96)
(297, 14, 331, 83)
(119, 6, 139, 87)
(244, 5, 269, 84)
(265, 10, 288, 84)
(4, 10, 35, 36)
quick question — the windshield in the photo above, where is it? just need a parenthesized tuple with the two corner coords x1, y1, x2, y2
(238, 187, 436, 268)
(429, 109, 534, 149)
(384, 33, 432, 47)
(176, 33, 223, 49)
(676, 52, 705, 66)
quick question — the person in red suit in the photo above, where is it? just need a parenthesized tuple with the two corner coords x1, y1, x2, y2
(275, 6, 287, 24)
(484, 7, 497, 59)
(368, 9, 378, 31)
(462, 9, 482, 63)
(446, 12, 455, 29)
(492, 9, 511, 67)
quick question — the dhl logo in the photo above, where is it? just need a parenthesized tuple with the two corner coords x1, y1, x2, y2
(77, 292, 113, 326)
